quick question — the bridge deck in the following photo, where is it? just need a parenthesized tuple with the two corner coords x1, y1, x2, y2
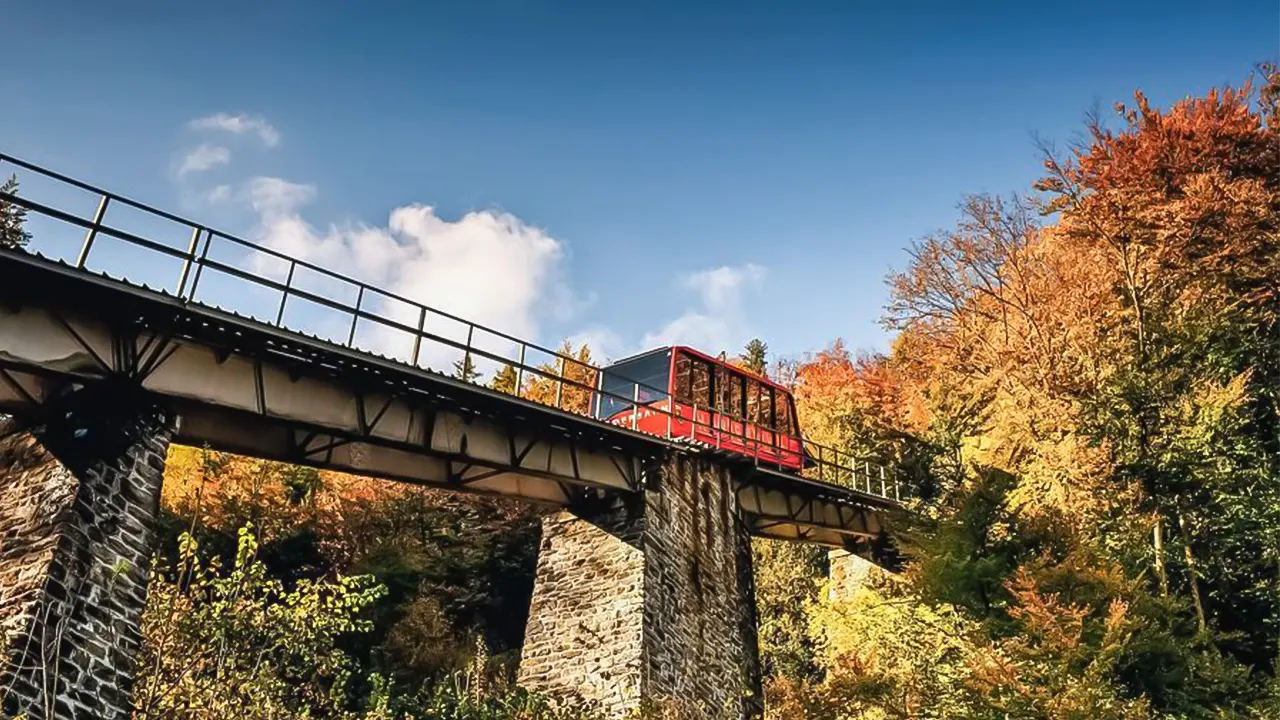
(0, 154, 902, 547)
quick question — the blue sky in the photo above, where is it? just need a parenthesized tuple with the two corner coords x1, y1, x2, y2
(4, 1, 1275, 366)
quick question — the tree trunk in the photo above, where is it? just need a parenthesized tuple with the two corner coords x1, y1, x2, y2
(1175, 505, 1207, 633)
(1153, 514, 1170, 598)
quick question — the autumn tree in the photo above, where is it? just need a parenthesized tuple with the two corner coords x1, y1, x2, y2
(159, 446, 544, 689)
(136, 525, 589, 720)
(792, 340, 908, 470)
(135, 527, 386, 719)
(489, 363, 519, 395)
(521, 340, 597, 416)
(781, 66, 1280, 719)
(753, 539, 824, 686)
(1033, 66, 1280, 665)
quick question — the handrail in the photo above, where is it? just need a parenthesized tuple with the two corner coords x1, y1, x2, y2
(0, 152, 905, 503)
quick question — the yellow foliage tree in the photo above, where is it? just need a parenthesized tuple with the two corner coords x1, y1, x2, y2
(520, 339, 598, 417)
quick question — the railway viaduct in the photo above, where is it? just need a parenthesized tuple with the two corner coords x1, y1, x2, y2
(0, 155, 900, 719)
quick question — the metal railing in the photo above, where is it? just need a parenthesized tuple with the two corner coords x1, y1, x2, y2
(0, 152, 905, 503)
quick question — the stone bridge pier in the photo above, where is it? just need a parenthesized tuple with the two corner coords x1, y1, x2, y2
(0, 387, 172, 719)
(519, 454, 763, 719)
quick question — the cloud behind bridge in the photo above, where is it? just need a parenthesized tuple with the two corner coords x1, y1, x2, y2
(574, 264, 766, 363)
(177, 144, 231, 177)
(642, 264, 766, 352)
(239, 175, 576, 371)
(176, 111, 768, 372)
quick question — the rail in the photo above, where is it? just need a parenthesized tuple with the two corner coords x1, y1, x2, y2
(0, 152, 905, 503)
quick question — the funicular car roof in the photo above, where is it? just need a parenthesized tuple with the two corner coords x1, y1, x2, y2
(605, 345, 794, 396)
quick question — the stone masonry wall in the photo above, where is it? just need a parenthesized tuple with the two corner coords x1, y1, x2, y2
(0, 425, 78, 705)
(520, 453, 762, 719)
(827, 549, 891, 603)
(518, 497, 647, 714)
(0, 401, 171, 719)
(642, 455, 761, 719)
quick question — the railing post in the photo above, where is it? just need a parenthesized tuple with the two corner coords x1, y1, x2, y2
(631, 383, 640, 430)
(592, 369, 603, 417)
(771, 426, 780, 470)
(515, 343, 527, 396)
(665, 394, 673, 439)
(692, 402, 699, 443)
(554, 356, 566, 409)
(410, 306, 427, 367)
(817, 445, 824, 483)
(275, 261, 296, 326)
(879, 464, 887, 497)
(762, 415, 773, 466)
(77, 194, 110, 268)
(175, 226, 203, 297)
(347, 285, 365, 346)
(463, 324, 475, 382)
(185, 229, 213, 302)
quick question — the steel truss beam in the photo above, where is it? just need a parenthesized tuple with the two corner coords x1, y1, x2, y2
(0, 305, 640, 507)
(736, 473, 890, 545)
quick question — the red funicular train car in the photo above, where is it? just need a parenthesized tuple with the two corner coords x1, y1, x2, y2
(592, 346, 806, 471)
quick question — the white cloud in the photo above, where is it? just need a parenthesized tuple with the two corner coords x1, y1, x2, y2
(387, 205, 567, 339)
(204, 184, 233, 204)
(190, 113, 281, 147)
(247, 177, 316, 216)
(178, 144, 231, 177)
(686, 264, 766, 314)
(640, 264, 765, 354)
(183, 128, 769, 374)
(239, 178, 573, 368)
(568, 326, 627, 363)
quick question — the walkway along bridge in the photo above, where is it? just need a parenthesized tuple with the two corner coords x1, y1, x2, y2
(0, 154, 904, 719)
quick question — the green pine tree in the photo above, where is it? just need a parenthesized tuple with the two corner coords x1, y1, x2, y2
(452, 354, 482, 383)
(0, 175, 32, 249)
(741, 338, 768, 377)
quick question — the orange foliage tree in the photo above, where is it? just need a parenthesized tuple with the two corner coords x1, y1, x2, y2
(520, 339, 598, 417)
(777, 66, 1280, 719)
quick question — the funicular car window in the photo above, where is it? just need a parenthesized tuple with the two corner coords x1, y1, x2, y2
(595, 350, 671, 420)
(745, 380, 761, 425)
(715, 365, 738, 416)
(690, 357, 712, 408)
(776, 394, 795, 437)
(728, 372, 746, 419)
(760, 384, 775, 430)
(674, 351, 713, 408)
(674, 352, 692, 403)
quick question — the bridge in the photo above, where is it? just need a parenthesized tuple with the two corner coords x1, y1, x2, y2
(0, 154, 902, 719)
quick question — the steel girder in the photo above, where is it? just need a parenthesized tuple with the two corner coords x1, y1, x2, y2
(736, 469, 896, 545)
(0, 250, 900, 547)
(0, 303, 640, 506)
